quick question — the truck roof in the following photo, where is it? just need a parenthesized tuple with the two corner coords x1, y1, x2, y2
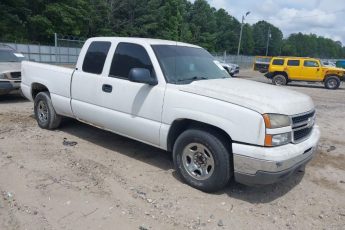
(86, 37, 201, 48)
(272, 56, 311, 59)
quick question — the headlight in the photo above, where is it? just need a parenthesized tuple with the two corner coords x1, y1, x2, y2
(0, 73, 5, 79)
(263, 114, 292, 146)
(272, 132, 291, 146)
(265, 132, 292, 147)
(263, 114, 291, 128)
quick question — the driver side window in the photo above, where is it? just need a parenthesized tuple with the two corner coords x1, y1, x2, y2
(109, 42, 155, 79)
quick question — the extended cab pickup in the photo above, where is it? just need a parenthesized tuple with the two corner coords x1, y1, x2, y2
(266, 57, 345, 89)
(21, 37, 320, 192)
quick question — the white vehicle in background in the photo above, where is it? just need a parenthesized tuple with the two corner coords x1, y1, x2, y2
(0, 44, 26, 95)
(21, 37, 320, 192)
(321, 60, 336, 67)
(219, 61, 240, 76)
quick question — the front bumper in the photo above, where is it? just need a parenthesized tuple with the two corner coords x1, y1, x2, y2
(233, 126, 320, 185)
(264, 72, 274, 79)
(230, 68, 240, 75)
(0, 80, 21, 94)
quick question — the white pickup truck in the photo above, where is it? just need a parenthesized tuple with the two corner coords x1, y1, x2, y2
(21, 37, 320, 192)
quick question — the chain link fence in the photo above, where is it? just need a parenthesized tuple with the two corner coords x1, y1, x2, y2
(54, 33, 85, 64)
(4, 37, 340, 69)
(0, 34, 85, 65)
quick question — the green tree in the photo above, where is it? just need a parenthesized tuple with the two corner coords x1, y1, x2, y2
(241, 24, 254, 55)
(281, 33, 345, 58)
(214, 9, 240, 54)
(0, 0, 29, 42)
(188, 0, 217, 51)
(252, 20, 283, 56)
(0, 0, 344, 58)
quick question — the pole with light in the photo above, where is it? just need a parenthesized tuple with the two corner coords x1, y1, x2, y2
(237, 11, 250, 56)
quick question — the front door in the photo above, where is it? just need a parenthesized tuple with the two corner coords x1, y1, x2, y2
(97, 42, 164, 147)
(300, 60, 322, 81)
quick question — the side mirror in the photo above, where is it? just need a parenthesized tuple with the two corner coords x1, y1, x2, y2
(128, 68, 158, 86)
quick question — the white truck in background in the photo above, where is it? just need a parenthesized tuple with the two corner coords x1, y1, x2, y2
(21, 37, 320, 192)
(0, 44, 26, 95)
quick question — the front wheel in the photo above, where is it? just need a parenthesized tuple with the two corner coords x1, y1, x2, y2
(324, 76, 340, 90)
(34, 92, 62, 129)
(173, 129, 232, 193)
(272, 74, 287, 86)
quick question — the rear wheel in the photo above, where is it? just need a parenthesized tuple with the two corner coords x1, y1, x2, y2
(324, 76, 340, 90)
(173, 129, 232, 192)
(272, 74, 287, 86)
(34, 92, 62, 129)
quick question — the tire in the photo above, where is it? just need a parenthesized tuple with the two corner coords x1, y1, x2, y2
(173, 129, 232, 193)
(272, 74, 287, 86)
(34, 91, 62, 129)
(324, 76, 340, 90)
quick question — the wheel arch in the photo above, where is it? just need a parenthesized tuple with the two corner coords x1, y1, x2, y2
(167, 119, 233, 153)
(272, 71, 289, 80)
(31, 83, 49, 99)
(324, 74, 341, 82)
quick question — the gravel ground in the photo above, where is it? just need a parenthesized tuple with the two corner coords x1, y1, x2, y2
(0, 70, 344, 230)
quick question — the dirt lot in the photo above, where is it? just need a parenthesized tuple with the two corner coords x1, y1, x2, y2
(0, 70, 344, 230)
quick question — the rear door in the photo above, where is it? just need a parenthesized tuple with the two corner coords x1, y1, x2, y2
(71, 40, 112, 127)
(286, 59, 301, 80)
(300, 59, 323, 81)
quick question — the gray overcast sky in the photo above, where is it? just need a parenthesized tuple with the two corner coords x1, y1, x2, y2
(206, 0, 345, 44)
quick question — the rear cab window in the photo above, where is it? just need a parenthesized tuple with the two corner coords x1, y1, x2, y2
(82, 41, 111, 74)
(109, 42, 155, 79)
(287, 60, 300, 66)
(272, 59, 285, 66)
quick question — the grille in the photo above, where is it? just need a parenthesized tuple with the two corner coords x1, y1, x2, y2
(10, 72, 21, 79)
(292, 110, 315, 125)
(293, 127, 313, 142)
(291, 110, 315, 142)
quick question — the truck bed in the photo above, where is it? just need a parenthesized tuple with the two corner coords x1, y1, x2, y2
(21, 61, 75, 117)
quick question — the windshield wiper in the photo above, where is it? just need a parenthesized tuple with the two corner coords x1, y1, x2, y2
(176, 76, 208, 83)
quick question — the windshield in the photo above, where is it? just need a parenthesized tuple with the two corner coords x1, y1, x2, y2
(0, 50, 26, 62)
(152, 45, 229, 84)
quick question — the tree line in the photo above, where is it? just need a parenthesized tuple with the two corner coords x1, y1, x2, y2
(1, 0, 344, 58)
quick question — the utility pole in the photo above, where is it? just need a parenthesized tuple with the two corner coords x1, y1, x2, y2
(237, 11, 250, 56)
(265, 26, 271, 56)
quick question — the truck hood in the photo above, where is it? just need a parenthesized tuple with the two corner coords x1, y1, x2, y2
(179, 78, 314, 115)
(322, 66, 345, 72)
(0, 62, 21, 73)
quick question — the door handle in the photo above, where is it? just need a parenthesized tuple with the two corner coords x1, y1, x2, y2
(102, 84, 112, 93)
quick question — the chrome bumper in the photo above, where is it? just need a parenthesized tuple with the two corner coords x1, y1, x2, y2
(232, 126, 320, 185)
